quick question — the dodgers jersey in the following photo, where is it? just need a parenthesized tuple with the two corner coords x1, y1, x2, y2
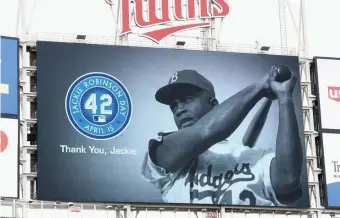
(141, 132, 283, 206)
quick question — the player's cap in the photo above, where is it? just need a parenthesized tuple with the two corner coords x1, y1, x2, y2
(155, 69, 215, 105)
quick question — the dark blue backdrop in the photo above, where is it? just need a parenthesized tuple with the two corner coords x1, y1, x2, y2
(36, 41, 308, 207)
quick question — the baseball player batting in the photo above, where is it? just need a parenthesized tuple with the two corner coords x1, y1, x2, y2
(141, 66, 303, 206)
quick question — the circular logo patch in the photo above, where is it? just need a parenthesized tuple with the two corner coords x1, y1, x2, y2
(65, 72, 132, 140)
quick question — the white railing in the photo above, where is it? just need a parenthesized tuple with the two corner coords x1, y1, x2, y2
(29, 32, 297, 56)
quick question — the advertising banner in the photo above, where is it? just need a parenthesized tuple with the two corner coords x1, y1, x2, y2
(0, 117, 19, 198)
(37, 41, 309, 208)
(314, 57, 340, 131)
(321, 133, 340, 207)
(0, 36, 19, 116)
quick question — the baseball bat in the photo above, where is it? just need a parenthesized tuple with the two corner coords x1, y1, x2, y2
(242, 65, 292, 148)
(242, 98, 272, 148)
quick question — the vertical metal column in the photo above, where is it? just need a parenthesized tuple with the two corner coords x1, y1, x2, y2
(299, 0, 309, 58)
(20, 42, 29, 201)
(278, 0, 288, 54)
(20, 0, 28, 41)
(210, 18, 216, 51)
(300, 57, 321, 209)
(298, 0, 321, 212)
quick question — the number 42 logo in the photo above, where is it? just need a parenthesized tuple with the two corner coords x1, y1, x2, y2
(84, 93, 112, 115)
(65, 72, 132, 140)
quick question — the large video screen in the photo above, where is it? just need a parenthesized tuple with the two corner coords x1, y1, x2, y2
(321, 133, 340, 208)
(315, 57, 340, 130)
(0, 37, 19, 116)
(37, 41, 309, 208)
(0, 36, 19, 198)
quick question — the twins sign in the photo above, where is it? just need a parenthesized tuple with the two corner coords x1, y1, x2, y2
(106, 0, 230, 43)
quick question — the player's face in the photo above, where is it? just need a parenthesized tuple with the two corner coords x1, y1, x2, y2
(169, 88, 214, 129)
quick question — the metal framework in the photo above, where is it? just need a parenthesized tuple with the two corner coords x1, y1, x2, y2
(1, 0, 336, 217)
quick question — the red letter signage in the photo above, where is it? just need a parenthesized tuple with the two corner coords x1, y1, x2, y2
(106, 0, 230, 43)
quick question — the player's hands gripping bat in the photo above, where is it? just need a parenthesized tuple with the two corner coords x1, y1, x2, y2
(242, 65, 292, 148)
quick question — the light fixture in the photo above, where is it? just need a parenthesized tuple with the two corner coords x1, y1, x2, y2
(260, 46, 270, 51)
(76, 35, 86, 40)
(176, 41, 186, 46)
(255, 41, 270, 53)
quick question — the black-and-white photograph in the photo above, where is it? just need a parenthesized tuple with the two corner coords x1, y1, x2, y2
(36, 41, 309, 208)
